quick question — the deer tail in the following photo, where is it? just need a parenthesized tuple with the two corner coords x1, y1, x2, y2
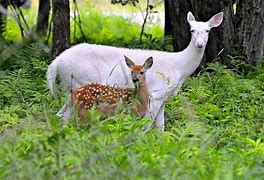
(47, 60, 58, 97)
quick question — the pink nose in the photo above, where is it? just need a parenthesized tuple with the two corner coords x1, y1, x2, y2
(196, 42, 204, 48)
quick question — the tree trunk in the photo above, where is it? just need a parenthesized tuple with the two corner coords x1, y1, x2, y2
(164, 0, 172, 36)
(0, 1, 8, 41)
(51, 0, 70, 59)
(235, 0, 264, 67)
(165, 0, 191, 52)
(0, 11, 5, 42)
(36, 0, 50, 36)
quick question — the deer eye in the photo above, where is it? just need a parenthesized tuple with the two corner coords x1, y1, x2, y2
(190, 29, 195, 33)
(140, 71, 144, 75)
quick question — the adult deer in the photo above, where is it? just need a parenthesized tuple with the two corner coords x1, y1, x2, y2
(47, 11, 223, 131)
(71, 56, 153, 117)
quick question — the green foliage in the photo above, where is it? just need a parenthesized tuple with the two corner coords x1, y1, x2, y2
(3, 7, 37, 42)
(2, 0, 164, 49)
(0, 42, 263, 179)
(70, 1, 165, 47)
(124, 33, 174, 51)
(0, 42, 49, 71)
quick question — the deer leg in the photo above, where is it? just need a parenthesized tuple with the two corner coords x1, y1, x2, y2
(57, 94, 73, 121)
(155, 102, 165, 132)
(56, 103, 67, 117)
(143, 97, 165, 131)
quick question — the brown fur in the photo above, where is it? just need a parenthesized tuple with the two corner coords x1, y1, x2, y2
(71, 56, 153, 118)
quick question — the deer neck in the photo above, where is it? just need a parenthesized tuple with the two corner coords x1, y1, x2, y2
(177, 39, 206, 76)
(134, 81, 149, 115)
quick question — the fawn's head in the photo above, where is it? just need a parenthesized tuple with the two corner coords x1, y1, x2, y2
(124, 56, 153, 87)
(187, 11, 223, 48)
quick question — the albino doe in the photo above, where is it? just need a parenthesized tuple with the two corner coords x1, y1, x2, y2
(47, 11, 223, 131)
(71, 56, 153, 118)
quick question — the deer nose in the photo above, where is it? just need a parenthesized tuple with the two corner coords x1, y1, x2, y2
(132, 78, 139, 83)
(196, 41, 205, 48)
(195, 37, 206, 48)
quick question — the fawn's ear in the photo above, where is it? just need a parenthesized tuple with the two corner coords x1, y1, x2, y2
(187, 11, 196, 24)
(143, 57, 153, 70)
(208, 12, 223, 28)
(124, 55, 135, 69)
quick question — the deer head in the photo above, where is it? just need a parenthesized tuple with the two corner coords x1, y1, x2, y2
(187, 12, 223, 48)
(124, 56, 153, 87)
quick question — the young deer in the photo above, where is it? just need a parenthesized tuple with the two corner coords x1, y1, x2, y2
(71, 56, 153, 118)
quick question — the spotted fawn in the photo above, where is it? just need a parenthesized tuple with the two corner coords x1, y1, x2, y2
(71, 56, 153, 118)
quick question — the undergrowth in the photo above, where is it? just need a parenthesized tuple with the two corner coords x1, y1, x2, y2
(0, 42, 263, 179)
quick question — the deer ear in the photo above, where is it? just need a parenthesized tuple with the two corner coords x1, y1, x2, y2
(143, 57, 153, 70)
(208, 12, 223, 28)
(124, 55, 135, 69)
(187, 11, 196, 24)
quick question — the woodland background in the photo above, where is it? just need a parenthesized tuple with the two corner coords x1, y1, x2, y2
(0, 0, 263, 179)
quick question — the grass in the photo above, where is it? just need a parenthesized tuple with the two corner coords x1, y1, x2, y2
(0, 1, 263, 179)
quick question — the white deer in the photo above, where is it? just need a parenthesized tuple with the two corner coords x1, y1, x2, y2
(47, 12, 223, 131)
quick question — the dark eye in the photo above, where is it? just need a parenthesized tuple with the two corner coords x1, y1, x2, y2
(140, 71, 144, 75)
(131, 71, 133, 74)
(190, 29, 195, 33)
(206, 30, 210, 33)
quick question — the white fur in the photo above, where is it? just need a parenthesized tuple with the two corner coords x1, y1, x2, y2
(47, 12, 223, 131)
